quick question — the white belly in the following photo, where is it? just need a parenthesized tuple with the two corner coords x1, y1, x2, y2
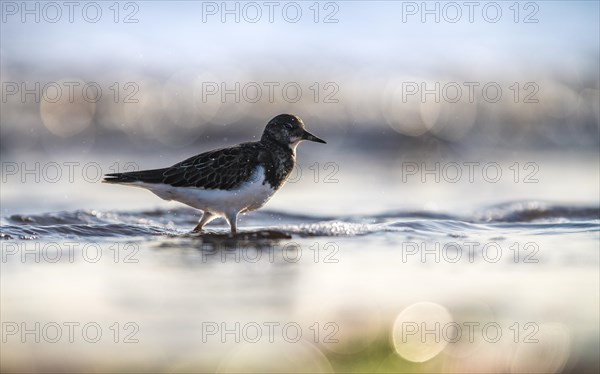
(132, 166, 276, 216)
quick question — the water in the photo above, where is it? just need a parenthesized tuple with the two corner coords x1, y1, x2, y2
(1, 151, 599, 373)
(1, 202, 599, 239)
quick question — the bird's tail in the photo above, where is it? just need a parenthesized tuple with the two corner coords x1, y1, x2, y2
(103, 168, 168, 184)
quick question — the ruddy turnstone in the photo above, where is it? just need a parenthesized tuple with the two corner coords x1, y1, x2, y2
(103, 114, 326, 234)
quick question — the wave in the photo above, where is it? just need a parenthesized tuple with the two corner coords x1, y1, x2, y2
(1, 201, 598, 240)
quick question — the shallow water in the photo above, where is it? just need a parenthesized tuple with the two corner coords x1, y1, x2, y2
(2, 200, 599, 372)
(1, 202, 599, 239)
(1, 150, 599, 373)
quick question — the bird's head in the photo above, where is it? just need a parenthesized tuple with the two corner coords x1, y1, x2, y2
(261, 114, 326, 148)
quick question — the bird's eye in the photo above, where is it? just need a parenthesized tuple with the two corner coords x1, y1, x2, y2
(284, 123, 293, 129)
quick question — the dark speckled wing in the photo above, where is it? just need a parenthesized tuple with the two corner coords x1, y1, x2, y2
(104, 142, 264, 190)
(162, 143, 262, 190)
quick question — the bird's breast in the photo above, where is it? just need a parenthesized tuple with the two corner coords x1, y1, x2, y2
(262, 149, 295, 189)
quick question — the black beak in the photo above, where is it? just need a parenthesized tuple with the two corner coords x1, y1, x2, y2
(302, 129, 327, 144)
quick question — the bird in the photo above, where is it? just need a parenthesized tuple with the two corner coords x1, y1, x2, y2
(103, 114, 326, 234)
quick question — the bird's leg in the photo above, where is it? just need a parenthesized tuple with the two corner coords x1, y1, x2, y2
(225, 211, 239, 235)
(192, 211, 217, 233)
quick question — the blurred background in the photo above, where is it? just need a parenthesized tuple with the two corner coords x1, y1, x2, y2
(1, 1, 598, 156)
(1, 1, 599, 373)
